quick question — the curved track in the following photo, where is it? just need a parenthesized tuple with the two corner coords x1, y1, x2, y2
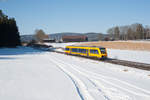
(54, 51, 150, 71)
(32, 44, 150, 70)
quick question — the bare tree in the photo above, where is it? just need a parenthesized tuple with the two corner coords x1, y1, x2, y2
(120, 26, 129, 40)
(107, 28, 114, 39)
(127, 28, 134, 40)
(34, 29, 49, 43)
(114, 26, 120, 40)
(106, 23, 150, 40)
(135, 24, 144, 39)
(145, 25, 150, 39)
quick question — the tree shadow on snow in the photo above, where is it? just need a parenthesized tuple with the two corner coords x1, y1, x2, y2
(0, 46, 47, 56)
(0, 57, 17, 60)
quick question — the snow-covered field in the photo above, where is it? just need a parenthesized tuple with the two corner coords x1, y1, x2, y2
(107, 49, 150, 64)
(0, 47, 150, 100)
(45, 42, 81, 48)
(0, 47, 81, 100)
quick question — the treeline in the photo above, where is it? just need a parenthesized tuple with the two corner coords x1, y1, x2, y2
(107, 23, 150, 40)
(0, 10, 21, 47)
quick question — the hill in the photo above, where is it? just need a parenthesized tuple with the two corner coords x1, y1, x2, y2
(20, 32, 107, 43)
(49, 32, 107, 41)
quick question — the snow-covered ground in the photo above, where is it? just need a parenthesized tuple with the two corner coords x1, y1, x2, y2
(0, 47, 81, 100)
(107, 49, 150, 64)
(45, 42, 82, 48)
(0, 47, 150, 100)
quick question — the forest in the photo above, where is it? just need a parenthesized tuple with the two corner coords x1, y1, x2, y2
(0, 10, 21, 47)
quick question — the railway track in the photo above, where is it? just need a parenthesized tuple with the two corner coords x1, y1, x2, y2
(31, 44, 150, 71)
(54, 50, 150, 71)
(104, 58, 150, 71)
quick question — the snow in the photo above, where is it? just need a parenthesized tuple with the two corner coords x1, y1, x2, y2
(44, 42, 79, 48)
(0, 46, 150, 100)
(126, 40, 150, 43)
(107, 49, 150, 64)
(47, 52, 150, 100)
(0, 47, 81, 100)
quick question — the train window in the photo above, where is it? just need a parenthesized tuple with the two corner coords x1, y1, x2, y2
(99, 48, 106, 54)
(78, 49, 85, 53)
(72, 48, 78, 52)
(81, 49, 86, 53)
(72, 48, 87, 53)
(72, 48, 75, 52)
(78, 49, 81, 53)
(90, 49, 99, 54)
(65, 48, 69, 51)
(90, 50, 94, 54)
(80, 49, 82, 53)
(83, 49, 87, 53)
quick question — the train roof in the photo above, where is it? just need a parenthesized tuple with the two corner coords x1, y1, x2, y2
(66, 45, 105, 48)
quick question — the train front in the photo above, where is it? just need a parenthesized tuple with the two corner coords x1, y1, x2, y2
(99, 47, 107, 59)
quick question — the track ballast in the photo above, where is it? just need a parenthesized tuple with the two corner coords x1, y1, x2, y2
(54, 50, 150, 71)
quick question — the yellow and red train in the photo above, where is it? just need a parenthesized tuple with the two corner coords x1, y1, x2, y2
(64, 45, 107, 59)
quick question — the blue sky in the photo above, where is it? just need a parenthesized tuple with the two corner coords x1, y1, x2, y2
(0, 0, 150, 35)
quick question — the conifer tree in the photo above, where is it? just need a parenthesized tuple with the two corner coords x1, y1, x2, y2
(0, 10, 21, 47)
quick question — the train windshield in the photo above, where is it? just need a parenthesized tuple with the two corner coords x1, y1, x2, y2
(65, 48, 69, 51)
(99, 48, 106, 54)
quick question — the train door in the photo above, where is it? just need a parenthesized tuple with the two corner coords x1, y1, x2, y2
(86, 49, 89, 56)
